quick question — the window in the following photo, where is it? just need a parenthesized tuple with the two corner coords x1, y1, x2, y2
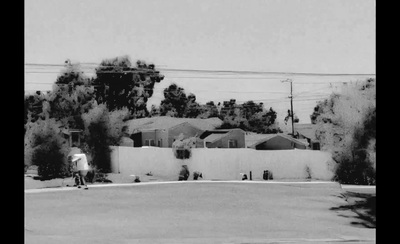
(144, 139, 155, 146)
(158, 139, 162, 147)
(228, 139, 237, 148)
(312, 142, 320, 150)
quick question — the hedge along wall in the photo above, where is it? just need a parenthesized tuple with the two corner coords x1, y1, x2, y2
(109, 147, 336, 181)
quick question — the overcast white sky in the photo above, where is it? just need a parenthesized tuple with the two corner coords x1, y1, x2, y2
(25, 0, 375, 124)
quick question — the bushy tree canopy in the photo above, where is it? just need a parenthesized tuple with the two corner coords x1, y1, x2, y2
(218, 99, 280, 133)
(93, 56, 164, 117)
(311, 78, 376, 184)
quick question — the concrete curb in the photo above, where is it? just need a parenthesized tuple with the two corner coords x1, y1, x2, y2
(25, 180, 342, 194)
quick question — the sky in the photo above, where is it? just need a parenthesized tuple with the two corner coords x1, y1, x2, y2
(25, 0, 375, 124)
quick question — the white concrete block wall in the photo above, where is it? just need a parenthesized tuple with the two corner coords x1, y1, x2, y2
(110, 147, 335, 181)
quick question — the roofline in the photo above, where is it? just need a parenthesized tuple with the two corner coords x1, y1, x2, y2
(134, 121, 205, 133)
(203, 128, 244, 143)
(248, 134, 308, 148)
(168, 121, 203, 132)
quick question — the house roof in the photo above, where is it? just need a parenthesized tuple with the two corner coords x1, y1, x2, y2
(245, 133, 275, 147)
(247, 133, 309, 148)
(204, 133, 227, 143)
(199, 129, 230, 139)
(202, 128, 245, 143)
(294, 124, 317, 140)
(127, 116, 223, 133)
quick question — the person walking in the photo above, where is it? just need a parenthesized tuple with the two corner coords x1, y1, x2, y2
(71, 153, 90, 190)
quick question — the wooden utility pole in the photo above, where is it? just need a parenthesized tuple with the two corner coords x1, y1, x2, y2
(282, 79, 294, 137)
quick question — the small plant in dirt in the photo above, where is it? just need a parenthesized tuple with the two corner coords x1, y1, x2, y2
(305, 166, 312, 180)
(95, 173, 112, 183)
(268, 171, 273, 180)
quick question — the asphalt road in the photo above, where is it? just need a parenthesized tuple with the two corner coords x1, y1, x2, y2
(25, 181, 375, 244)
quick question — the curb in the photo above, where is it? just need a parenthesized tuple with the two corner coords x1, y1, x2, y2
(25, 180, 342, 194)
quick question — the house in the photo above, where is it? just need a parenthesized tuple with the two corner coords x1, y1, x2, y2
(247, 133, 308, 150)
(199, 128, 246, 148)
(127, 116, 223, 148)
(294, 124, 320, 150)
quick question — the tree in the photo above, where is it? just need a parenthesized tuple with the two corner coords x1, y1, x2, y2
(217, 99, 280, 133)
(46, 83, 96, 130)
(24, 118, 70, 179)
(55, 63, 92, 86)
(248, 107, 280, 133)
(218, 99, 247, 130)
(159, 83, 188, 117)
(149, 104, 160, 117)
(184, 93, 202, 118)
(81, 104, 130, 172)
(198, 101, 220, 118)
(312, 78, 376, 184)
(93, 56, 164, 117)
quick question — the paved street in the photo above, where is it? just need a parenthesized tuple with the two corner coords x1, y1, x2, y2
(25, 181, 375, 244)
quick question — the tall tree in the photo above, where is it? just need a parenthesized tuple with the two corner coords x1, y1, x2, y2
(312, 78, 376, 184)
(47, 66, 96, 130)
(159, 83, 188, 117)
(93, 56, 164, 118)
(184, 93, 202, 118)
(248, 107, 280, 133)
(55, 63, 92, 86)
(218, 99, 280, 133)
(198, 101, 220, 118)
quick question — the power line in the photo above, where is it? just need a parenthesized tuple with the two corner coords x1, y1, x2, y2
(24, 82, 305, 95)
(25, 62, 376, 77)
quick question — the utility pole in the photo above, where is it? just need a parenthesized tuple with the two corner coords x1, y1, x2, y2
(282, 79, 295, 137)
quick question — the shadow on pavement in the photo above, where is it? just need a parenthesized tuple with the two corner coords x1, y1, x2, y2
(330, 191, 376, 228)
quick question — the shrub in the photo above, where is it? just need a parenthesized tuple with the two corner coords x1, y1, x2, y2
(34, 142, 69, 180)
(305, 166, 312, 180)
(172, 134, 197, 159)
(334, 157, 375, 185)
(25, 118, 70, 179)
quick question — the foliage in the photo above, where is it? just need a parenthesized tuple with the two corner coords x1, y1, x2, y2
(46, 84, 96, 129)
(312, 78, 376, 184)
(149, 104, 161, 117)
(198, 101, 220, 118)
(93, 56, 164, 117)
(24, 57, 159, 176)
(25, 118, 70, 179)
(172, 133, 198, 159)
(159, 83, 189, 117)
(334, 157, 376, 185)
(158, 83, 207, 118)
(218, 99, 281, 133)
(185, 93, 202, 118)
(24, 92, 47, 126)
(55, 63, 92, 86)
(155, 85, 280, 133)
(305, 166, 312, 180)
(81, 104, 130, 172)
